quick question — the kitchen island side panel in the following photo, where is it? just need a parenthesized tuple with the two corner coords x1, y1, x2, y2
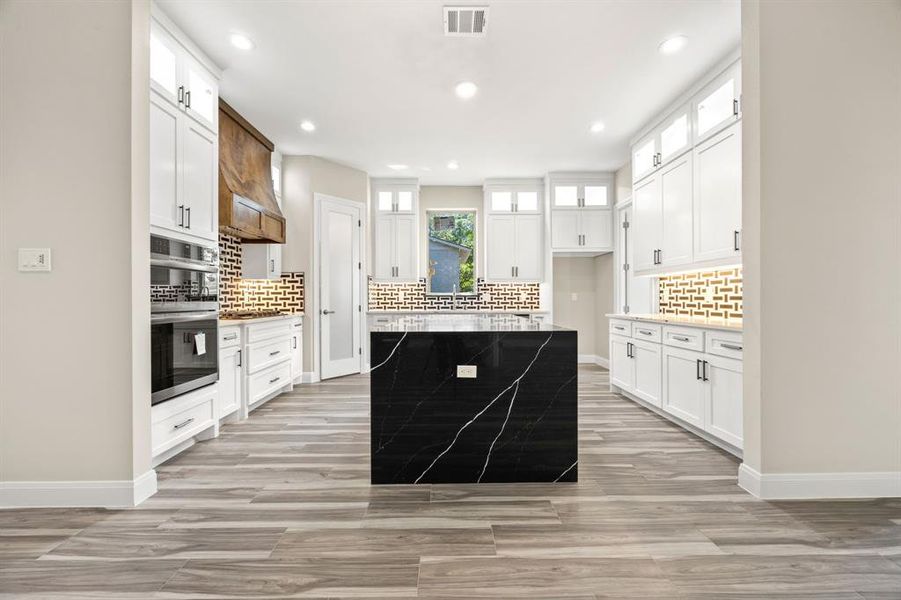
(370, 330, 578, 484)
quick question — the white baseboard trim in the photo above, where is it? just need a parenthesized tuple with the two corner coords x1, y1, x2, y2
(577, 354, 597, 364)
(301, 371, 320, 384)
(0, 470, 158, 508)
(738, 464, 901, 499)
(594, 356, 609, 369)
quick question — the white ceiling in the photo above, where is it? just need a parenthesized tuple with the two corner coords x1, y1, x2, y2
(157, 0, 740, 185)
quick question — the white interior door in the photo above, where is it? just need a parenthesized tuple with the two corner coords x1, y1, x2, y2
(319, 198, 361, 380)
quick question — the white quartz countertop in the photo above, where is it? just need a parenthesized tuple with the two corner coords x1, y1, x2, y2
(606, 313, 743, 332)
(370, 314, 567, 333)
(219, 313, 303, 326)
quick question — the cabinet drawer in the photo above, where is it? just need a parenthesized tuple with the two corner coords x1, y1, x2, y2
(219, 326, 241, 349)
(705, 330, 743, 360)
(248, 361, 292, 405)
(631, 322, 662, 343)
(290, 316, 303, 331)
(247, 337, 292, 373)
(151, 389, 216, 456)
(662, 326, 705, 352)
(246, 319, 292, 344)
(610, 319, 632, 338)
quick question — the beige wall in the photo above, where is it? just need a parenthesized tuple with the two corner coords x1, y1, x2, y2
(742, 0, 901, 477)
(282, 156, 369, 374)
(418, 186, 484, 282)
(552, 258, 597, 356)
(0, 0, 151, 484)
(593, 254, 614, 360)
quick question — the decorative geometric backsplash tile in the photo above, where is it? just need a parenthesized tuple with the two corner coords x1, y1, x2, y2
(219, 234, 304, 314)
(658, 268, 742, 320)
(368, 279, 540, 312)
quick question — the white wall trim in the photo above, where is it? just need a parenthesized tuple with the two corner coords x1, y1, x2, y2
(576, 354, 610, 368)
(301, 371, 321, 384)
(0, 470, 158, 508)
(738, 464, 901, 500)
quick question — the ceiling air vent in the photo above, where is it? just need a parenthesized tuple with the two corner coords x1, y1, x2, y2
(444, 6, 488, 37)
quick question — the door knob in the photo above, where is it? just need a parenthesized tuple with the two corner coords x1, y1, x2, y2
(322, 309, 335, 315)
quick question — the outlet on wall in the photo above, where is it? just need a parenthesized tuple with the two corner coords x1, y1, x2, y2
(457, 365, 477, 378)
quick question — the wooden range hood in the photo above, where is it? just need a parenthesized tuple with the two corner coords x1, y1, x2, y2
(218, 99, 286, 243)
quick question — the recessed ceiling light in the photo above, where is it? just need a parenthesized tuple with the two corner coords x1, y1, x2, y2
(299, 120, 316, 132)
(590, 121, 606, 133)
(454, 81, 478, 100)
(388, 164, 409, 171)
(447, 161, 459, 170)
(658, 35, 688, 55)
(229, 33, 254, 51)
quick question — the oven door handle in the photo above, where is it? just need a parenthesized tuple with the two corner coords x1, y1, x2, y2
(151, 311, 218, 324)
(150, 257, 218, 273)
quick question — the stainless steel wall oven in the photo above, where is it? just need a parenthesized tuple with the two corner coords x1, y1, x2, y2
(150, 234, 219, 405)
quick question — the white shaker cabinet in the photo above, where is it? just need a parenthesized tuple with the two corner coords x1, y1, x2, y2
(218, 346, 242, 419)
(609, 334, 634, 391)
(693, 122, 742, 264)
(243, 243, 282, 279)
(631, 339, 662, 408)
(704, 354, 743, 448)
(661, 345, 705, 429)
(149, 14, 220, 244)
(549, 174, 613, 254)
(631, 153, 693, 274)
(372, 179, 419, 282)
(374, 213, 417, 281)
(290, 317, 303, 383)
(486, 213, 543, 281)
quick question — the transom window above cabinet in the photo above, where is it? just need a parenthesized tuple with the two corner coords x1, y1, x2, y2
(484, 179, 544, 213)
(372, 179, 418, 213)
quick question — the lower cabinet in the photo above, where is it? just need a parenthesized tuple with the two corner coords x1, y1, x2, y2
(151, 383, 218, 465)
(704, 354, 743, 448)
(218, 344, 242, 419)
(290, 317, 303, 383)
(608, 335, 661, 408)
(610, 320, 743, 452)
(661, 346, 705, 428)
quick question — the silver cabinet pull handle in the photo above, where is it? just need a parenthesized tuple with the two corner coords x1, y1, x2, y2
(269, 350, 281, 356)
(734, 230, 741, 251)
(294, 322, 302, 328)
(177, 85, 185, 105)
(322, 309, 335, 315)
(185, 206, 191, 229)
(696, 359, 702, 380)
(293, 337, 297, 349)
(614, 325, 625, 331)
(639, 330, 653, 336)
(223, 333, 237, 341)
(702, 360, 709, 381)
(269, 376, 280, 384)
(237, 349, 242, 367)
(178, 205, 185, 227)
(673, 335, 690, 342)
(721, 342, 743, 351)
(173, 417, 194, 431)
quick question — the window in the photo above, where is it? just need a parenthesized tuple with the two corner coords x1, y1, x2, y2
(427, 210, 475, 294)
(271, 164, 281, 196)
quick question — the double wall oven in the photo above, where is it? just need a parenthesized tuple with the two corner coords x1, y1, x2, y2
(150, 234, 219, 405)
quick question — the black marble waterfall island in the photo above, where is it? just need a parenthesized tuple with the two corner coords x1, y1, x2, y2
(369, 314, 577, 484)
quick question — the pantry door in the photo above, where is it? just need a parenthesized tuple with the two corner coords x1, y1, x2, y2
(318, 196, 362, 379)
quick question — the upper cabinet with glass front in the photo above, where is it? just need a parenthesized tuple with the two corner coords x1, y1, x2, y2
(694, 60, 741, 143)
(550, 177, 610, 210)
(150, 8, 220, 133)
(484, 179, 543, 214)
(631, 58, 740, 185)
(373, 178, 418, 214)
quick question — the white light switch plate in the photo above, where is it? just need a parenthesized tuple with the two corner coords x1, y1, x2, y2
(18, 248, 51, 272)
(457, 365, 477, 378)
